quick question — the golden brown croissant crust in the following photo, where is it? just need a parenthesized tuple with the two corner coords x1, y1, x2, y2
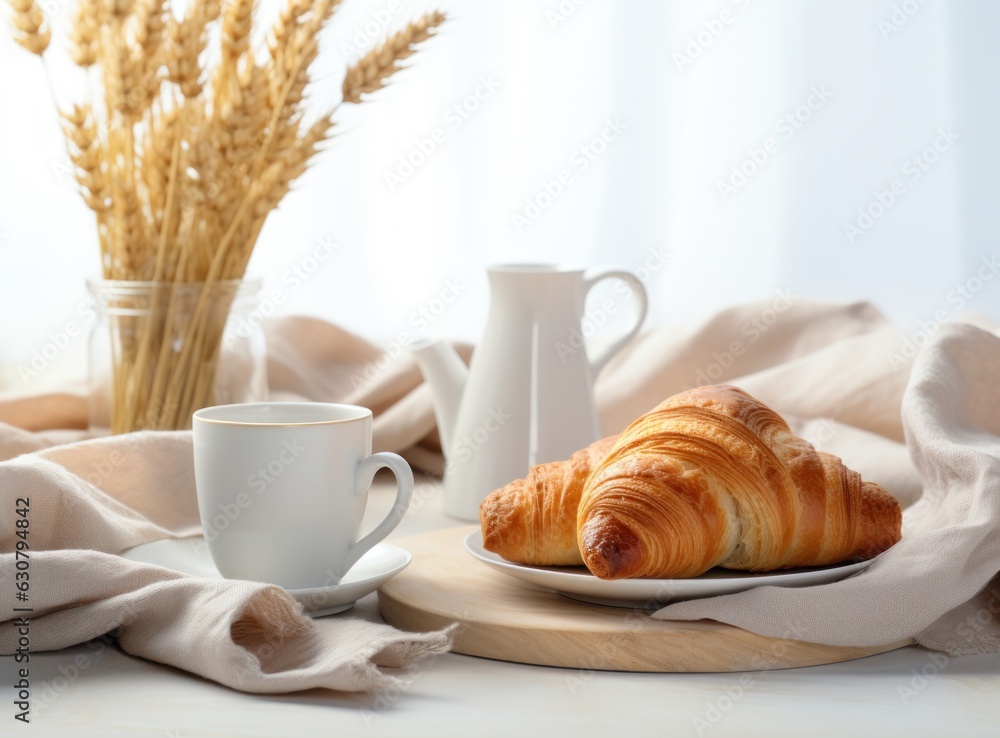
(478, 385, 901, 580)
(577, 385, 902, 579)
(480, 436, 615, 566)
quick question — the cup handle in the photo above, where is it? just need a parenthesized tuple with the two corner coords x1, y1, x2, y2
(582, 268, 649, 376)
(342, 452, 414, 577)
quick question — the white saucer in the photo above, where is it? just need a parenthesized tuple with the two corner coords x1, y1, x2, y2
(464, 531, 876, 609)
(122, 538, 412, 617)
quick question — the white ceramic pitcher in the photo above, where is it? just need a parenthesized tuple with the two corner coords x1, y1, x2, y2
(412, 264, 648, 520)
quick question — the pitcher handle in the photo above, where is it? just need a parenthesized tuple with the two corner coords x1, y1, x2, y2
(582, 268, 649, 376)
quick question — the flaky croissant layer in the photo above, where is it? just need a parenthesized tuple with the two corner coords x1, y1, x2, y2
(480, 385, 902, 580)
(480, 436, 614, 566)
(577, 386, 901, 579)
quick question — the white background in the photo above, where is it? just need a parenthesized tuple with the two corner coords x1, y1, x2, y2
(1, 0, 998, 391)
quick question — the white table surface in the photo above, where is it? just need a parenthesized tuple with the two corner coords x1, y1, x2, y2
(5, 475, 1000, 737)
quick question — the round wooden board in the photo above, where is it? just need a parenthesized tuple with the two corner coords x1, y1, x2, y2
(378, 526, 912, 673)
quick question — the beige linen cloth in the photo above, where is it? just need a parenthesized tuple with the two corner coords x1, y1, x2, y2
(0, 429, 454, 693)
(2, 298, 999, 674)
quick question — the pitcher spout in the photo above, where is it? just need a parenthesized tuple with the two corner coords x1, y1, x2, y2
(410, 339, 467, 455)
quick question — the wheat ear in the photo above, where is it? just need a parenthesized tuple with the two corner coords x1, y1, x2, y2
(213, 0, 254, 107)
(342, 11, 444, 104)
(130, 0, 167, 111)
(70, 0, 100, 66)
(167, 0, 220, 98)
(190, 0, 341, 284)
(7, 0, 50, 54)
(63, 104, 110, 212)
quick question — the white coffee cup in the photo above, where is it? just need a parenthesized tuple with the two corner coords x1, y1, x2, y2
(192, 402, 414, 589)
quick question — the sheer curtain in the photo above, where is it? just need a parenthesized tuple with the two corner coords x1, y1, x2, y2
(1, 0, 996, 392)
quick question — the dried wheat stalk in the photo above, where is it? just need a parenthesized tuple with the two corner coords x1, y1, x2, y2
(6, 0, 445, 432)
(71, 0, 100, 66)
(342, 11, 445, 104)
(8, 0, 49, 54)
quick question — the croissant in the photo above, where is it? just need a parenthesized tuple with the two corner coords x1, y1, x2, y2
(578, 385, 902, 579)
(480, 436, 615, 565)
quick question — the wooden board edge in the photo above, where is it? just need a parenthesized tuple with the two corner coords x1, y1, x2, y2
(378, 588, 914, 673)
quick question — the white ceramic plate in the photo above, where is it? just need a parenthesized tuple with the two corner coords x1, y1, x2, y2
(464, 531, 876, 609)
(122, 538, 411, 617)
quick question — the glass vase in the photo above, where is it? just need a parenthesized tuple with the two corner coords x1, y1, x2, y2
(87, 279, 268, 433)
